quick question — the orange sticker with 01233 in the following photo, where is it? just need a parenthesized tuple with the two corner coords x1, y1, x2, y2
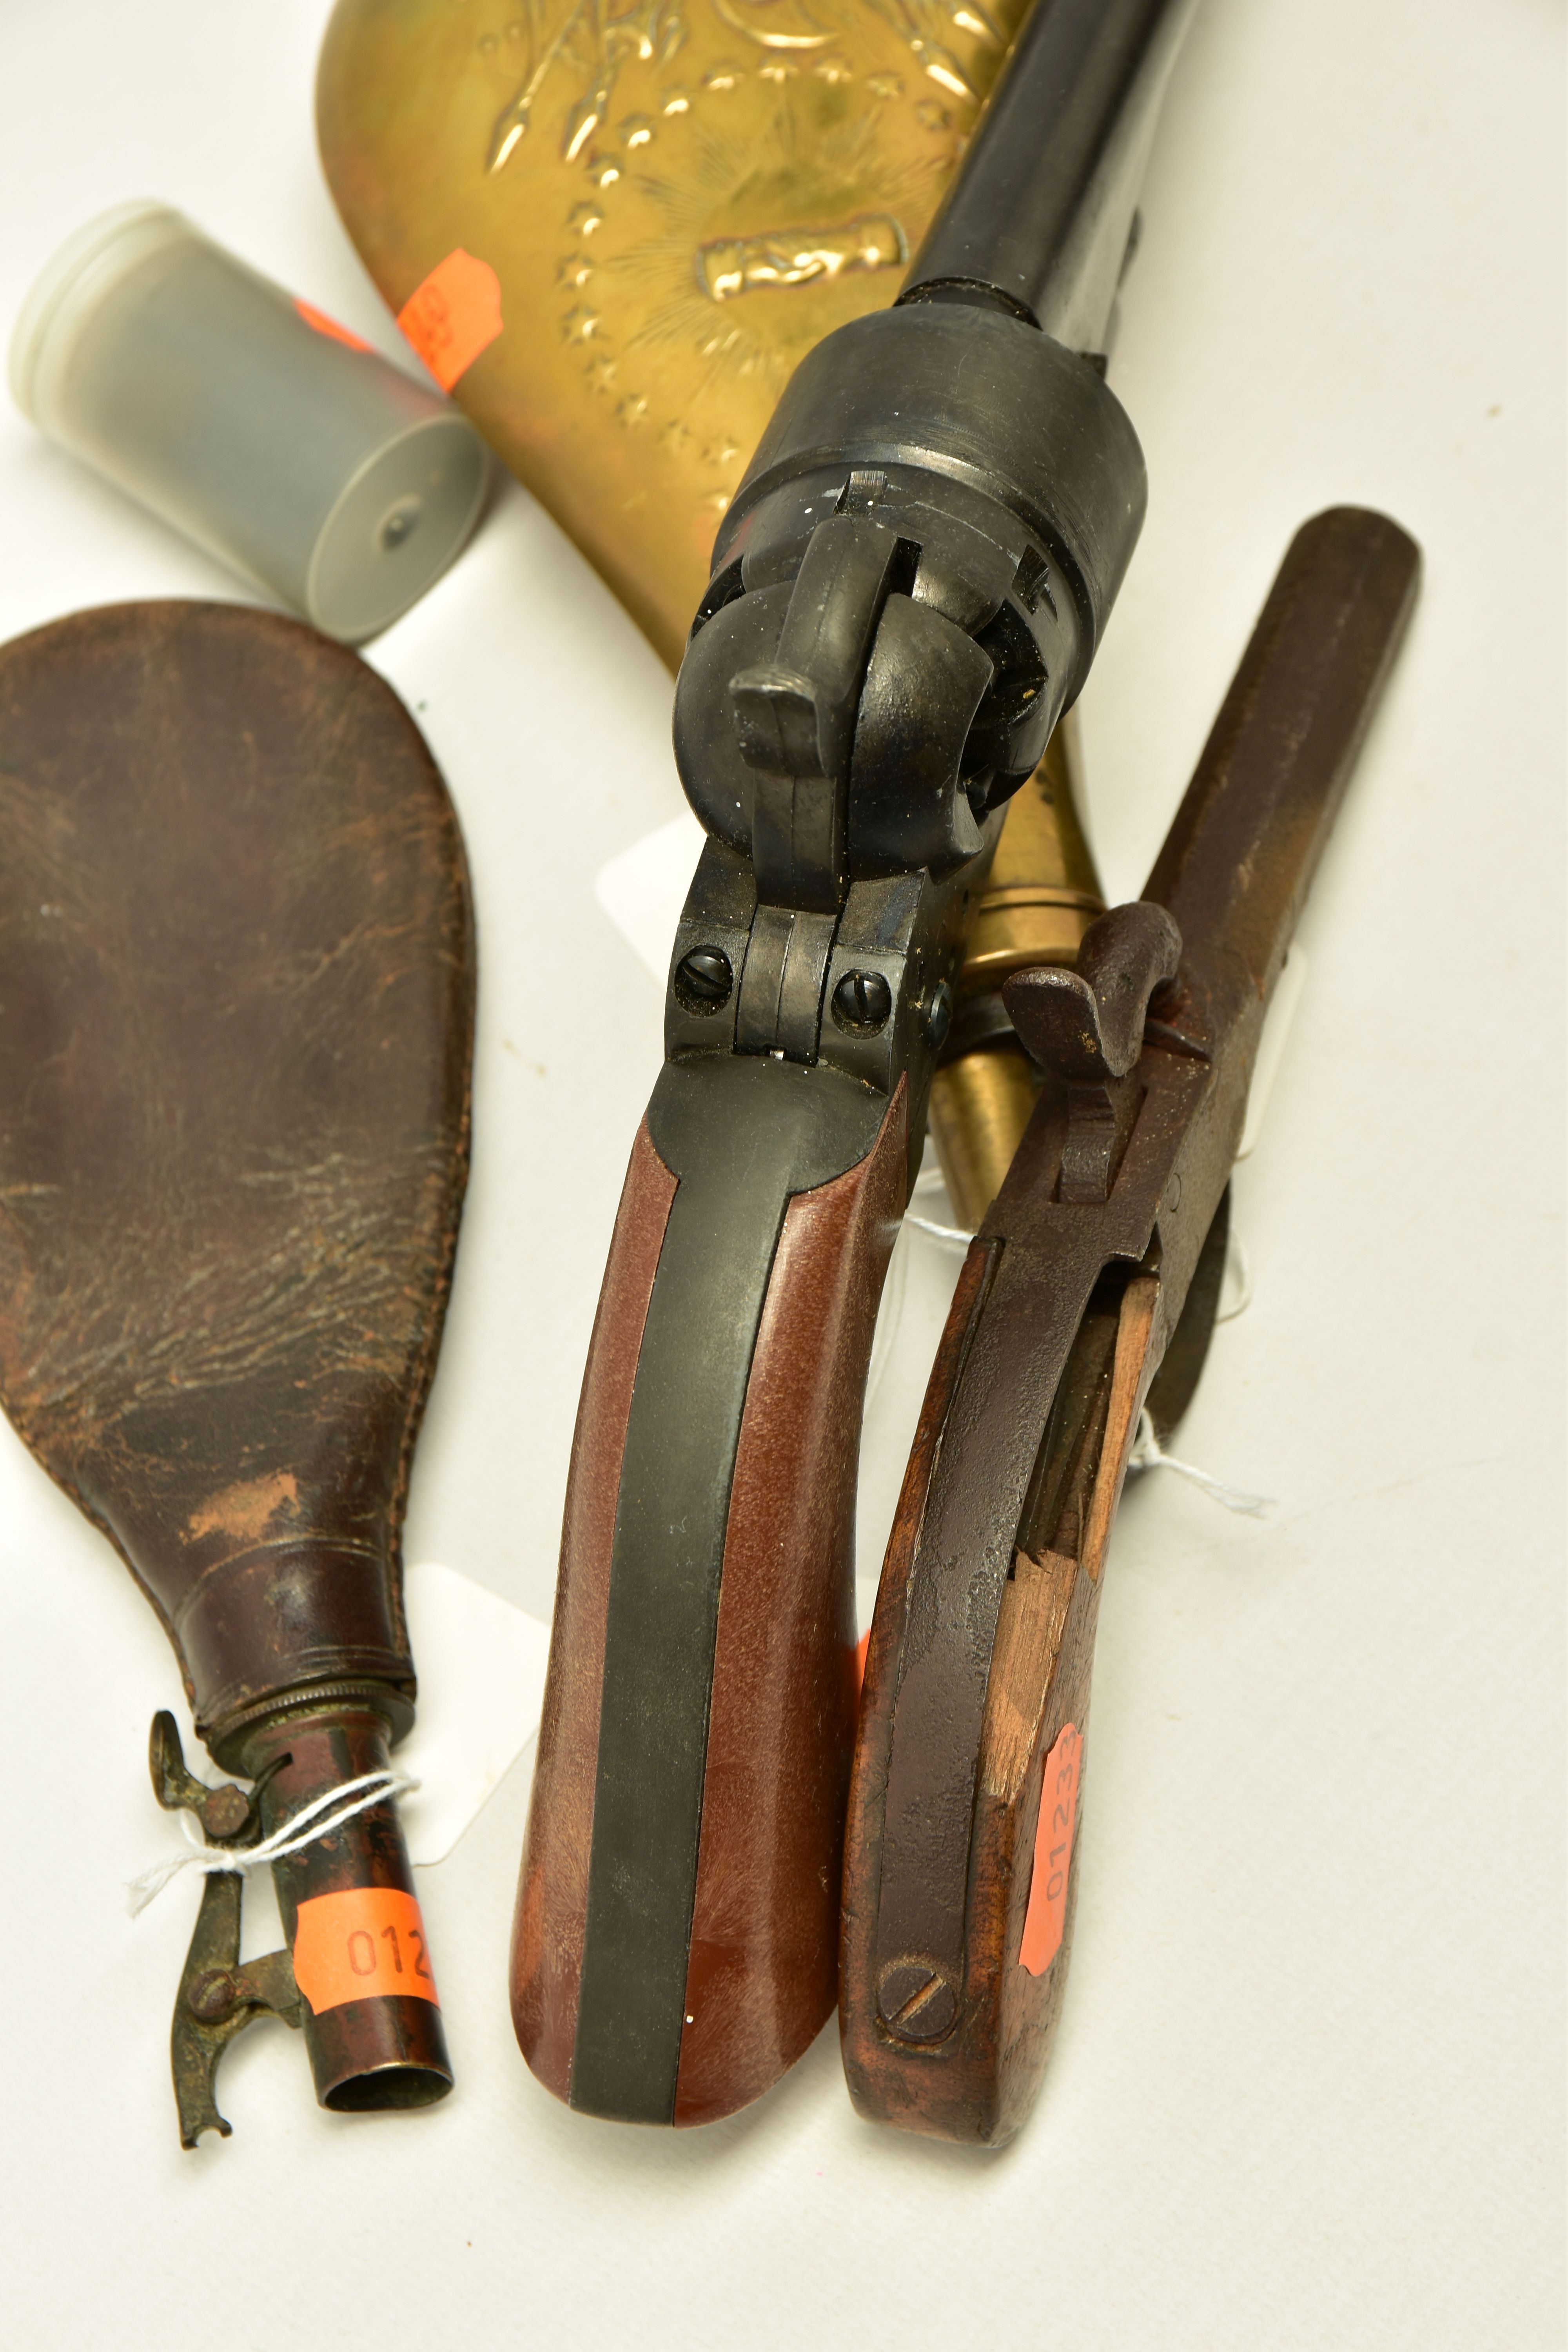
(293, 298, 372, 353)
(1019, 1721, 1081, 1977)
(396, 249, 504, 392)
(290, 1887, 439, 2016)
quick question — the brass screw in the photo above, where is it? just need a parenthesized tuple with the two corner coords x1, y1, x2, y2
(187, 1968, 241, 2024)
(201, 1786, 250, 1838)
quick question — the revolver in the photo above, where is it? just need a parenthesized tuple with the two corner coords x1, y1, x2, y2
(512, 0, 1200, 2126)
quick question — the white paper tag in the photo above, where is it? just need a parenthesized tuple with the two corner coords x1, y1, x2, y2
(397, 1561, 550, 1866)
(593, 808, 706, 983)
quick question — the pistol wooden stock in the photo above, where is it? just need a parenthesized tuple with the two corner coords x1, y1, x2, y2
(843, 509, 1422, 2145)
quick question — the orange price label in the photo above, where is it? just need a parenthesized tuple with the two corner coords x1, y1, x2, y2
(291, 1887, 440, 2017)
(396, 249, 504, 391)
(1019, 1721, 1081, 1977)
(293, 297, 371, 353)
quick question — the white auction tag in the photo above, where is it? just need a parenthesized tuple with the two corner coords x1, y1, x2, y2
(593, 808, 705, 982)
(398, 1560, 551, 1866)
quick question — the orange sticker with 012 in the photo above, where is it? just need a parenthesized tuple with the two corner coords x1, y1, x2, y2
(290, 1887, 440, 2017)
(1019, 1721, 1081, 1977)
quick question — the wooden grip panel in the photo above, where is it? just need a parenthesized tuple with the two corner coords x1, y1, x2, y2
(674, 1094, 907, 2125)
(843, 1267, 1158, 2145)
(514, 1076, 907, 2125)
(509, 1121, 676, 2099)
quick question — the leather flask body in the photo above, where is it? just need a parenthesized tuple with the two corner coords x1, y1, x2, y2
(0, 600, 474, 1765)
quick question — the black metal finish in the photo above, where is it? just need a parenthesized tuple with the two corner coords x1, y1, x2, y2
(833, 969, 893, 1033)
(700, 310, 1147, 790)
(903, 0, 1200, 354)
(672, 945, 733, 1012)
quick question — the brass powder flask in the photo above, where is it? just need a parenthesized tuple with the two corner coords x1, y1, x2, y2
(319, 0, 1048, 666)
(318, 0, 1107, 1218)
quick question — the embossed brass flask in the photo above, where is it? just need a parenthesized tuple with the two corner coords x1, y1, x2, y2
(318, 0, 1038, 665)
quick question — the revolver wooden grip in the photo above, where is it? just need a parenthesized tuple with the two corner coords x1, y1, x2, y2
(513, 1063, 907, 2125)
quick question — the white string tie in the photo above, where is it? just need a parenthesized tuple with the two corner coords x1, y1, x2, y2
(1127, 1408, 1272, 1515)
(895, 1180, 1268, 1514)
(904, 1211, 976, 1247)
(1216, 1229, 1253, 1321)
(127, 1769, 419, 1918)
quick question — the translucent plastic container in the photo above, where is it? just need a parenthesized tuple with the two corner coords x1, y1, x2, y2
(9, 203, 489, 642)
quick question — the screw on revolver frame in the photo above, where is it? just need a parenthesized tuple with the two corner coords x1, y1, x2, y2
(674, 944, 733, 1013)
(831, 968, 893, 1033)
(924, 980, 954, 1049)
(878, 1958, 959, 2043)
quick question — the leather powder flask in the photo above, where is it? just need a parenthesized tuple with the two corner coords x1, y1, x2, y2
(0, 601, 475, 2141)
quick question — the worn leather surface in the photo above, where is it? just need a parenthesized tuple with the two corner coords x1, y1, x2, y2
(0, 601, 474, 1751)
(510, 1120, 676, 2100)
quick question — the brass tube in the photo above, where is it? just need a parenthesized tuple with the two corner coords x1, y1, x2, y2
(240, 1703, 453, 2114)
(928, 715, 1103, 1230)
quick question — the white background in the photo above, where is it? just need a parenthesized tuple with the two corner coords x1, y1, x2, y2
(0, 4, 1561, 2346)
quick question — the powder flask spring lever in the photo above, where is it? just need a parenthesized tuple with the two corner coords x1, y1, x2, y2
(149, 1713, 305, 2148)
